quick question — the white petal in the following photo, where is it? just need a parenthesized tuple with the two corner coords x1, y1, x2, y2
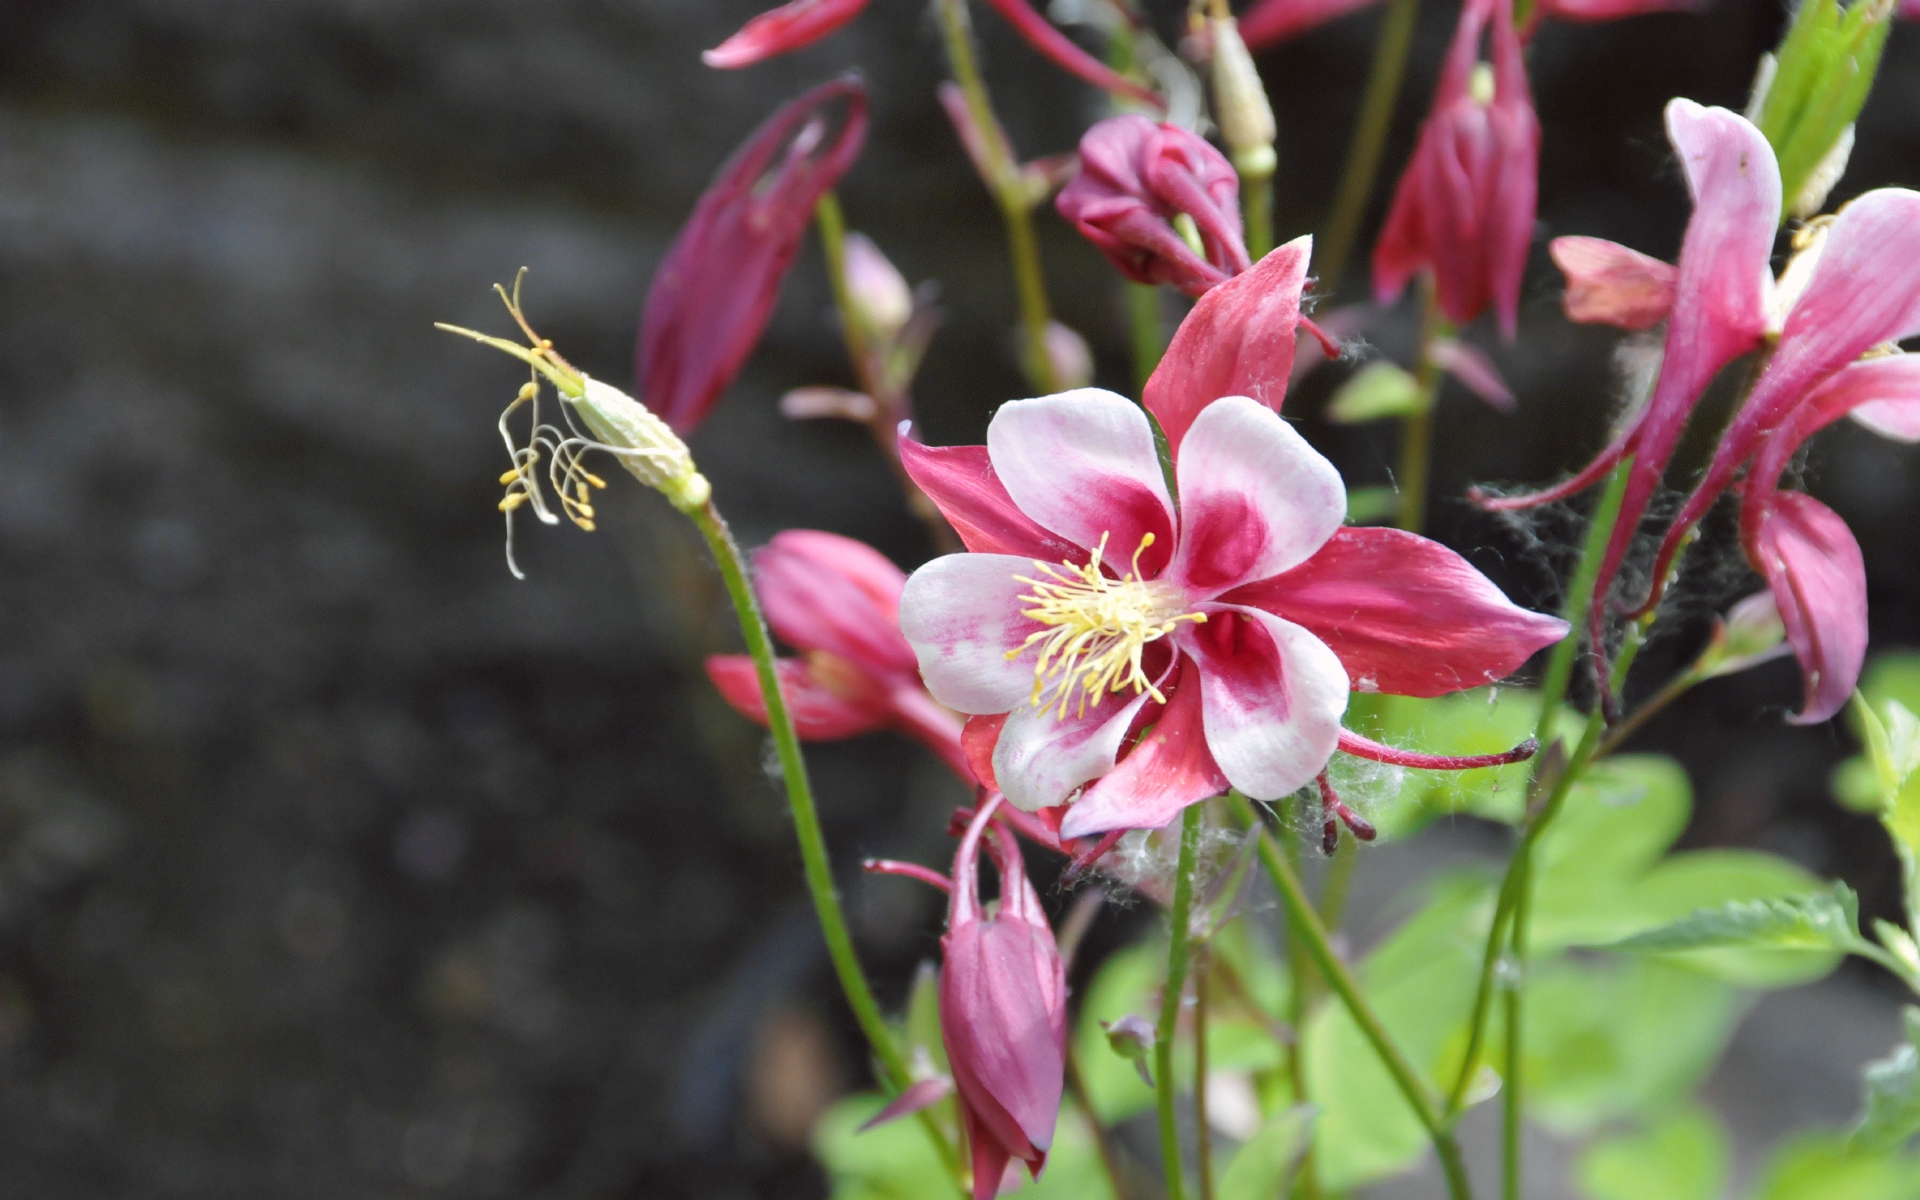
(1177, 605, 1347, 801)
(993, 690, 1153, 813)
(987, 389, 1175, 561)
(898, 553, 1039, 714)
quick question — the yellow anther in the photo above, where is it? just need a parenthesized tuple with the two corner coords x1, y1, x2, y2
(1007, 532, 1205, 720)
(500, 493, 528, 512)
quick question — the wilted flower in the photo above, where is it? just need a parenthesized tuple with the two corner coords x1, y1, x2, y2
(896, 241, 1564, 837)
(941, 796, 1066, 1200)
(1373, 0, 1539, 336)
(1056, 114, 1249, 298)
(706, 531, 972, 780)
(639, 76, 868, 433)
(1482, 100, 1920, 721)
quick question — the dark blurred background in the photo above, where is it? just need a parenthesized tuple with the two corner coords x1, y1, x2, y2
(0, 1, 1917, 1197)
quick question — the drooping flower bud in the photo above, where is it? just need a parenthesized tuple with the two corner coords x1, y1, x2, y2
(1208, 17, 1276, 180)
(1056, 114, 1250, 297)
(1239, 0, 1382, 49)
(704, 531, 972, 781)
(1100, 1014, 1156, 1086)
(1749, 0, 1892, 221)
(941, 797, 1066, 1200)
(842, 233, 914, 345)
(703, 0, 869, 68)
(639, 77, 869, 433)
(1372, 0, 1539, 336)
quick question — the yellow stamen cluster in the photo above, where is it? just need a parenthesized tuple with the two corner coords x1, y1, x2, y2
(1008, 533, 1205, 720)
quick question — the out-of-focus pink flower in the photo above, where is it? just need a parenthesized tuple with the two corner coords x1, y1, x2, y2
(1056, 114, 1250, 298)
(1549, 236, 1679, 330)
(894, 242, 1564, 838)
(639, 77, 868, 434)
(942, 796, 1066, 1200)
(1241, 0, 1699, 50)
(1906, 0, 1920, 18)
(705, 530, 972, 779)
(1373, 0, 1539, 336)
(1482, 100, 1920, 719)
(703, 0, 868, 68)
(975, 0, 1164, 109)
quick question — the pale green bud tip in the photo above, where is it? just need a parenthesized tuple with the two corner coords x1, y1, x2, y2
(1210, 18, 1275, 163)
(1469, 62, 1496, 108)
(572, 377, 710, 513)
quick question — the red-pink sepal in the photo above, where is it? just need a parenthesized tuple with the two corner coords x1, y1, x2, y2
(706, 655, 889, 740)
(898, 434, 1080, 562)
(756, 530, 919, 678)
(1056, 116, 1249, 299)
(703, 0, 868, 68)
(1373, 0, 1538, 336)
(1337, 728, 1539, 769)
(976, 0, 1164, 109)
(1240, 0, 1383, 49)
(1530, 0, 1701, 22)
(1222, 527, 1567, 698)
(639, 77, 868, 433)
(1905, 0, 1920, 18)
(1746, 492, 1866, 726)
(1141, 237, 1310, 455)
(1060, 660, 1232, 839)
(1427, 338, 1515, 411)
(942, 798, 1066, 1200)
(857, 1076, 957, 1132)
(1550, 236, 1678, 330)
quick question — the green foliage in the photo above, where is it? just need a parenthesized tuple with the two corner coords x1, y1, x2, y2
(813, 1094, 1114, 1200)
(1216, 1105, 1313, 1200)
(1575, 1106, 1729, 1200)
(1344, 485, 1400, 526)
(1854, 1007, 1920, 1154)
(1608, 881, 1867, 954)
(1753, 0, 1893, 217)
(1751, 1132, 1920, 1200)
(1325, 361, 1426, 423)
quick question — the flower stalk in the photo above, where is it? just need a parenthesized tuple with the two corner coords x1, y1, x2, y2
(1156, 804, 1206, 1200)
(1317, 0, 1421, 291)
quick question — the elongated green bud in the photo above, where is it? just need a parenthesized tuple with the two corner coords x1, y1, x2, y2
(1751, 0, 1892, 221)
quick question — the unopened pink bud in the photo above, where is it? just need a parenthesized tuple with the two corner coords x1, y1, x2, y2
(1044, 322, 1094, 391)
(703, 0, 869, 69)
(1550, 236, 1678, 330)
(843, 233, 914, 343)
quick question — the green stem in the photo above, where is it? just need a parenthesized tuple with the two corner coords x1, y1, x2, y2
(1317, 0, 1420, 292)
(1397, 281, 1448, 534)
(935, 0, 1061, 394)
(1156, 805, 1205, 1200)
(690, 501, 961, 1186)
(1128, 283, 1164, 393)
(1195, 946, 1217, 1200)
(1234, 793, 1473, 1200)
(1445, 461, 1632, 1120)
(1243, 166, 1275, 262)
(1282, 833, 1324, 1200)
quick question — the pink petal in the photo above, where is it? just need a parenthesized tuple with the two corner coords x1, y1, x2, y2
(702, 0, 869, 68)
(992, 688, 1155, 813)
(1749, 492, 1867, 726)
(1225, 526, 1568, 696)
(964, 1109, 1022, 1200)
(704, 655, 889, 739)
(1061, 660, 1232, 838)
(899, 435, 1081, 561)
(1240, 0, 1384, 48)
(1850, 363, 1920, 442)
(1168, 396, 1345, 595)
(1176, 607, 1347, 801)
(1484, 0, 1539, 339)
(1536, 0, 1703, 19)
(1427, 338, 1516, 411)
(755, 530, 917, 676)
(899, 553, 1043, 715)
(963, 714, 1007, 790)
(1144, 237, 1311, 455)
(1550, 236, 1678, 330)
(975, 0, 1164, 109)
(857, 1076, 957, 1132)
(986, 390, 1175, 569)
(944, 918, 1064, 1166)
(640, 78, 868, 433)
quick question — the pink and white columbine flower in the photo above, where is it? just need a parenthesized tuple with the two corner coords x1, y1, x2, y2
(1482, 99, 1920, 720)
(896, 241, 1566, 839)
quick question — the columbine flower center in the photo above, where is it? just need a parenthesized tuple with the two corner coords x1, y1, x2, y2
(1008, 532, 1205, 720)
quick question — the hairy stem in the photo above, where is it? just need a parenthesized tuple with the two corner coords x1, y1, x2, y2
(935, 0, 1062, 394)
(1233, 793, 1473, 1200)
(1156, 805, 1205, 1200)
(1317, 0, 1421, 291)
(691, 501, 961, 1186)
(1244, 166, 1276, 261)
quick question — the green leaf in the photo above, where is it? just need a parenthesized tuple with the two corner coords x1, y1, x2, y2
(1575, 1106, 1728, 1200)
(1606, 881, 1870, 958)
(1854, 1007, 1920, 1154)
(1325, 362, 1426, 423)
(812, 1095, 1115, 1200)
(1217, 1105, 1314, 1200)
(1604, 850, 1840, 987)
(1344, 485, 1400, 526)
(1072, 944, 1161, 1123)
(1752, 1131, 1920, 1200)
(902, 961, 948, 1073)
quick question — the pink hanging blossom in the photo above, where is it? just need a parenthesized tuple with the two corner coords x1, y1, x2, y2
(1482, 100, 1920, 718)
(895, 241, 1565, 838)
(705, 530, 972, 780)
(1056, 115, 1251, 298)
(705, 0, 1162, 109)
(1550, 236, 1679, 330)
(1373, 0, 1539, 336)
(702, 0, 868, 68)
(940, 796, 1066, 1200)
(639, 77, 868, 433)
(1240, 0, 1701, 51)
